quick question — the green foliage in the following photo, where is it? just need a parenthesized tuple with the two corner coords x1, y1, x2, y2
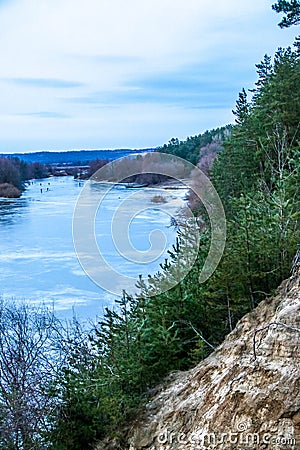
(210, 42, 300, 316)
(272, 0, 300, 27)
(212, 44, 300, 211)
(159, 126, 232, 164)
(47, 231, 219, 449)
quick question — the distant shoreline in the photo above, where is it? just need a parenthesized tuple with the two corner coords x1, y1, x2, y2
(0, 148, 155, 165)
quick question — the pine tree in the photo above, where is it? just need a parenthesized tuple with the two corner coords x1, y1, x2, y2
(272, 0, 300, 27)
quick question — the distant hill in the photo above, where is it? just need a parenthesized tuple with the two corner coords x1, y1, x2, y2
(1, 148, 154, 165)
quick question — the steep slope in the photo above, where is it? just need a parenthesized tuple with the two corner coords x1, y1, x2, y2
(127, 265, 300, 450)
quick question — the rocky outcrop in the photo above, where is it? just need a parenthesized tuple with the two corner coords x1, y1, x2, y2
(128, 270, 300, 450)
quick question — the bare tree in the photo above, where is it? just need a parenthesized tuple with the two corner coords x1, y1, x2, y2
(0, 300, 64, 449)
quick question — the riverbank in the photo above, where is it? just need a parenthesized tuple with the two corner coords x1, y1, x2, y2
(147, 177, 191, 190)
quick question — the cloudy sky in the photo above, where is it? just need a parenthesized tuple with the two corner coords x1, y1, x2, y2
(0, 0, 297, 153)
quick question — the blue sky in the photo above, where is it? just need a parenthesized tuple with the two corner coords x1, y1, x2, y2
(0, 0, 297, 153)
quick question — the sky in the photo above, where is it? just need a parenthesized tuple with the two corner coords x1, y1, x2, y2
(0, 0, 297, 153)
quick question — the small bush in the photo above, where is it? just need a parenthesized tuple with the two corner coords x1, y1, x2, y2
(151, 195, 167, 203)
(0, 183, 21, 198)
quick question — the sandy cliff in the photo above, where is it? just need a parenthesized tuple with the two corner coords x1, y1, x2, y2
(127, 268, 300, 450)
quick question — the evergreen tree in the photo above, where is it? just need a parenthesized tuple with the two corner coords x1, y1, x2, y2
(272, 0, 300, 27)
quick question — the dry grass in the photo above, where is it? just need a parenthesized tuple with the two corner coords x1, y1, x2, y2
(0, 183, 21, 198)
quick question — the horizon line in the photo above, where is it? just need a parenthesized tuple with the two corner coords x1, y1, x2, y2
(0, 147, 157, 155)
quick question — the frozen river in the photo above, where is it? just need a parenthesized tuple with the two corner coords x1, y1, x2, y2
(0, 176, 183, 320)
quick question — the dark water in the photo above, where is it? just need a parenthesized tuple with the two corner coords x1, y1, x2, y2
(0, 177, 183, 320)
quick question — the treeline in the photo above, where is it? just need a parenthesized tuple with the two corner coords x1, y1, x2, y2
(75, 158, 109, 179)
(0, 157, 48, 198)
(82, 130, 229, 182)
(5, 149, 150, 165)
(0, 38, 298, 449)
(159, 125, 232, 165)
(90, 152, 187, 185)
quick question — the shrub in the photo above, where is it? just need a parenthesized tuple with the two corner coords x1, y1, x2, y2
(0, 183, 21, 198)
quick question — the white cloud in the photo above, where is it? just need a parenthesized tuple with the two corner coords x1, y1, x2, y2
(0, 0, 296, 152)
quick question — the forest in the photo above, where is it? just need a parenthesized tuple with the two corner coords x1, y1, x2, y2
(0, 2, 299, 449)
